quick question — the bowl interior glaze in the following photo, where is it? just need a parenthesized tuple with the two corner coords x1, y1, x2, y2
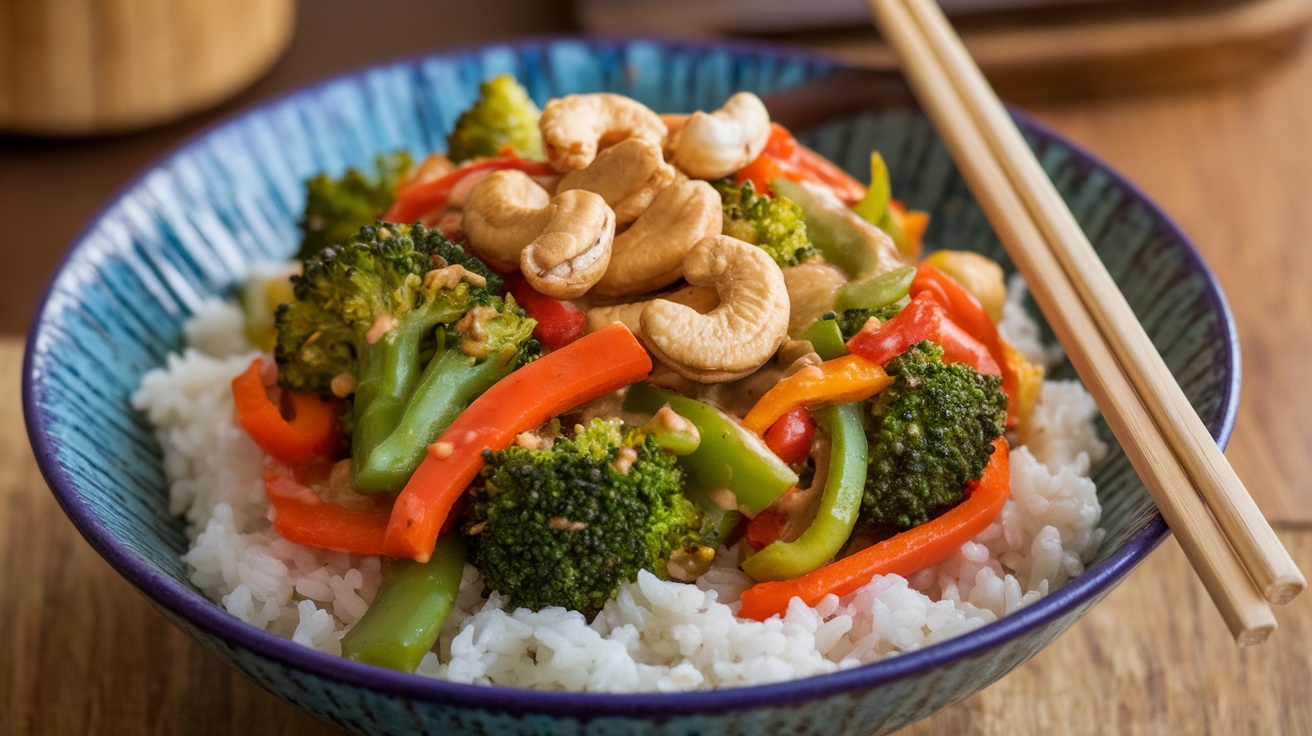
(24, 37, 1237, 736)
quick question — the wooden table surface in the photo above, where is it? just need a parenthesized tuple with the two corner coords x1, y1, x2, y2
(4, 4, 1312, 735)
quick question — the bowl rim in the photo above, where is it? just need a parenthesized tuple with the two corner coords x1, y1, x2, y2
(23, 34, 1239, 719)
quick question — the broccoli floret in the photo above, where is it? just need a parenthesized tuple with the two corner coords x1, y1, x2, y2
(713, 178, 816, 268)
(860, 341, 1007, 531)
(835, 302, 905, 340)
(297, 152, 413, 261)
(464, 418, 711, 618)
(446, 74, 544, 164)
(274, 222, 538, 492)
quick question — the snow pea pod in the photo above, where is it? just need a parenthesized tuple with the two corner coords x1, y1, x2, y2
(801, 317, 848, 361)
(740, 402, 867, 582)
(624, 382, 797, 516)
(340, 533, 465, 672)
(835, 265, 916, 312)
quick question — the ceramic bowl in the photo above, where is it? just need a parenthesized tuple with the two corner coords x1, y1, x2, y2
(24, 36, 1238, 735)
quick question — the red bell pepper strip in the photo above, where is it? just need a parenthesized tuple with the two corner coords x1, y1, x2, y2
(736, 124, 865, 205)
(845, 292, 1000, 376)
(382, 156, 555, 224)
(762, 406, 817, 466)
(845, 292, 943, 366)
(738, 439, 1010, 620)
(746, 506, 790, 552)
(263, 461, 391, 555)
(503, 273, 587, 351)
(383, 322, 653, 561)
(232, 358, 344, 465)
(910, 263, 1017, 422)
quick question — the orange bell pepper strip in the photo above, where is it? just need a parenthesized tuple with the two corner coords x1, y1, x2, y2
(232, 358, 345, 465)
(382, 155, 555, 224)
(263, 460, 392, 556)
(383, 322, 653, 561)
(742, 354, 892, 434)
(738, 439, 1010, 620)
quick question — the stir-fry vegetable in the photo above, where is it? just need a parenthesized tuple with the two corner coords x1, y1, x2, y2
(297, 151, 414, 261)
(762, 406, 817, 466)
(742, 354, 892, 435)
(232, 358, 343, 465)
(262, 461, 391, 556)
(847, 291, 1001, 376)
(275, 223, 539, 493)
(341, 533, 466, 671)
(739, 439, 1010, 620)
(383, 322, 653, 562)
(465, 418, 710, 618)
(503, 272, 588, 351)
(742, 403, 868, 582)
(624, 382, 798, 516)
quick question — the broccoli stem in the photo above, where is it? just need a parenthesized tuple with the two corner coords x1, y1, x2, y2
(351, 319, 428, 491)
(340, 533, 465, 672)
(354, 343, 518, 492)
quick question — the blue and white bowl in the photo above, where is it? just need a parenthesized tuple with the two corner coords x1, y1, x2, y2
(24, 37, 1238, 735)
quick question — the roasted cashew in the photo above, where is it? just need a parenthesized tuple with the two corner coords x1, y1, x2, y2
(555, 138, 676, 226)
(539, 93, 667, 171)
(640, 235, 791, 383)
(585, 284, 718, 336)
(590, 177, 722, 297)
(668, 92, 771, 180)
(520, 189, 616, 299)
(461, 170, 553, 271)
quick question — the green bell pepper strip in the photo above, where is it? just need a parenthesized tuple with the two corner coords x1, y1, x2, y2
(801, 318, 848, 361)
(835, 265, 916, 313)
(623, 382, 798, 516)
(340, 533, 465, 672)
(740, 402, 867, 582)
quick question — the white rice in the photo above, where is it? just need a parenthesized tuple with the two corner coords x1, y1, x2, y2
(133, 288, 1105, 691)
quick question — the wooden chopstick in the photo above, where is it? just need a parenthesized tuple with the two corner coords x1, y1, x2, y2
(897, 0, 1305, 609)
(866, 0, 1296, 644)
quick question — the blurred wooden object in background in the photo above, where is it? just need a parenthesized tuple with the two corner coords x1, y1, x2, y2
(0, 0, 295, 136)
(578, 0, 1312, 100)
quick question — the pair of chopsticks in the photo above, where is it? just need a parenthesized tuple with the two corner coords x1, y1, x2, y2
(866, 0, 1304, 645)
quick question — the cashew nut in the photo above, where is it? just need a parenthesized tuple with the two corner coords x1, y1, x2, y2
(539, 93, 667, 171)
(520, 189, 615, 299)
(461, 169, 553, 271)
(555, 138, 676, 226)
(640, 235, 791, 383)
(590, 177, 723, 297)
(668, 92, 771, 180)
(585, 284, 718, 336)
